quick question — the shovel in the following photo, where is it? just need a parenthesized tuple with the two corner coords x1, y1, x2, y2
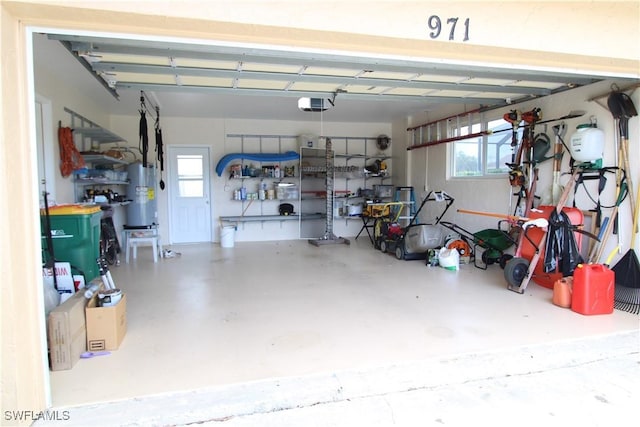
(607, 90, 637, 232)
(540, 123, 566, 205)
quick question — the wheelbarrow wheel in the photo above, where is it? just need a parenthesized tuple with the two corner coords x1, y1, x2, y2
(504, 257, 530, 288)
(481, 250, 496, 265)
(499, 254, 514, 269)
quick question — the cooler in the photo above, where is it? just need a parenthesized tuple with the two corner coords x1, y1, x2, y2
(519, 206, 584, 289)
(41, 204, 102, 282)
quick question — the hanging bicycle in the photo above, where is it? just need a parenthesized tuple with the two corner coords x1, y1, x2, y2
(100, 208, 121, 265)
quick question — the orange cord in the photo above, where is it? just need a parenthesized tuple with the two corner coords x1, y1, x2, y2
(58, 127, 85, 177)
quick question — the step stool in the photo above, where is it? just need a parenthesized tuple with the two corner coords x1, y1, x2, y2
(122, 226, 163, 263)
(393, 186, 417, 226)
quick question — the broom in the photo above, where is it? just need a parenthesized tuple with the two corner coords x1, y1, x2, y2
(612, 183, 640, 314)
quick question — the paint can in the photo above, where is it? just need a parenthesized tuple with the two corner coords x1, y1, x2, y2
(98, 288, 122, 307)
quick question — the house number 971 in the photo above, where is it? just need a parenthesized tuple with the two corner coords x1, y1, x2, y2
(428, 15, 470, 42)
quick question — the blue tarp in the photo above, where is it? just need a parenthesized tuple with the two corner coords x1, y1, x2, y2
(215, 151, 300, 176)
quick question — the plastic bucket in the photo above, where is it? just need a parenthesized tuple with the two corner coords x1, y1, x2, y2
(220, 225, 235, 248)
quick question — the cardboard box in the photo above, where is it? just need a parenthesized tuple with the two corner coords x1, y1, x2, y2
(47, 291, 87, 371)
(86, 293, 127, 351)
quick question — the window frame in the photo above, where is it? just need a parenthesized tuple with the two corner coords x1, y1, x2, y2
(449, 113, 514, 179)
(176, 154, 206, 198)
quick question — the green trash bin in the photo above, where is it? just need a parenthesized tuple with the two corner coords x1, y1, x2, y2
(41, 204, 102, 282)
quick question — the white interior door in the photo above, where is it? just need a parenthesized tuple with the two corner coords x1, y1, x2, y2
(168, 146, 212, 243)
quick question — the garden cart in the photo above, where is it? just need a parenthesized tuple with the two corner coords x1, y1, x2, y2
(439, 221, 516, 269)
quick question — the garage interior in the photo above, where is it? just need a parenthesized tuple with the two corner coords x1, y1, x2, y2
(4, 2, 640, 425)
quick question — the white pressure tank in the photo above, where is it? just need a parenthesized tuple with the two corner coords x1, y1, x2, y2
(569, 124, 605, 162)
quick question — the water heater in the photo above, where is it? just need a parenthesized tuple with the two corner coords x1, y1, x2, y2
(126, 162, 157, 227)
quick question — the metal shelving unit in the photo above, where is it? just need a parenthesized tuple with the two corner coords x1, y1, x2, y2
(328, 137, 393, 227)
(65, 108, 131, 205)
(300, 147, 333, 239)
(221, 134, 300, 225)
(64, 107, 127, 151)
(81, 154, 128, 166)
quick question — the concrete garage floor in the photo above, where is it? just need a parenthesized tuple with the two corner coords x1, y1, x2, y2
(42, 239, 639, 426)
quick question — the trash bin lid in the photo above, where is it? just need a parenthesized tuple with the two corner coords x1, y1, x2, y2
(41, 204, 102, 215)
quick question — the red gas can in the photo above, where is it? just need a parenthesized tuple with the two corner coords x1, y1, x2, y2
(519, 206, 584, 289)
(571, 264, 614, 315)
(552, 277, 573, 308)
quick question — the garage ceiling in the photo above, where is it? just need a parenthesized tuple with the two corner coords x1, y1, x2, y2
(37, 33, 611, 123)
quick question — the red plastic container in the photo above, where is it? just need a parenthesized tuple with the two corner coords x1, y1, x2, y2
(571, 264, 614, 315)
(552, 277, 573, 308)
(519, 206, 584, 289)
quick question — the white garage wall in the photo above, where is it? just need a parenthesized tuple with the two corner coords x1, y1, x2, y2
(409, 79, 639, 267)
(109, 114, 392, 243)
(34, 62, 112, 205)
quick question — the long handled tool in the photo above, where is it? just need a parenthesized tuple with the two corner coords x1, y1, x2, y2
(540, 123, 566, 205)
(589, 182, 627, 263)
(457, 208, 531, 223)
(97, 256, 116, 290)
(42, 191, 58, 291)
(607, 89, 637, 232)
(612, 183, 640, 313)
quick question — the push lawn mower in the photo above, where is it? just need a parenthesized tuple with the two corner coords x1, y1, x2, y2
(375, 191, 454, 260)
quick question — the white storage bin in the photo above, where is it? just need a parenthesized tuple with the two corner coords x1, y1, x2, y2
(276, 183, 299, 200)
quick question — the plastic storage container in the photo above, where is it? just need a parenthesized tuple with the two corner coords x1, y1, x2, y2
(276, 183, 299, 200)
(571, 264, 614, 315)
(41, 205, 102, 281)
(374, 185, 394, 199)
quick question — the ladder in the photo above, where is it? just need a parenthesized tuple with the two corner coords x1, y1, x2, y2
(393, 186, 417, 226)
